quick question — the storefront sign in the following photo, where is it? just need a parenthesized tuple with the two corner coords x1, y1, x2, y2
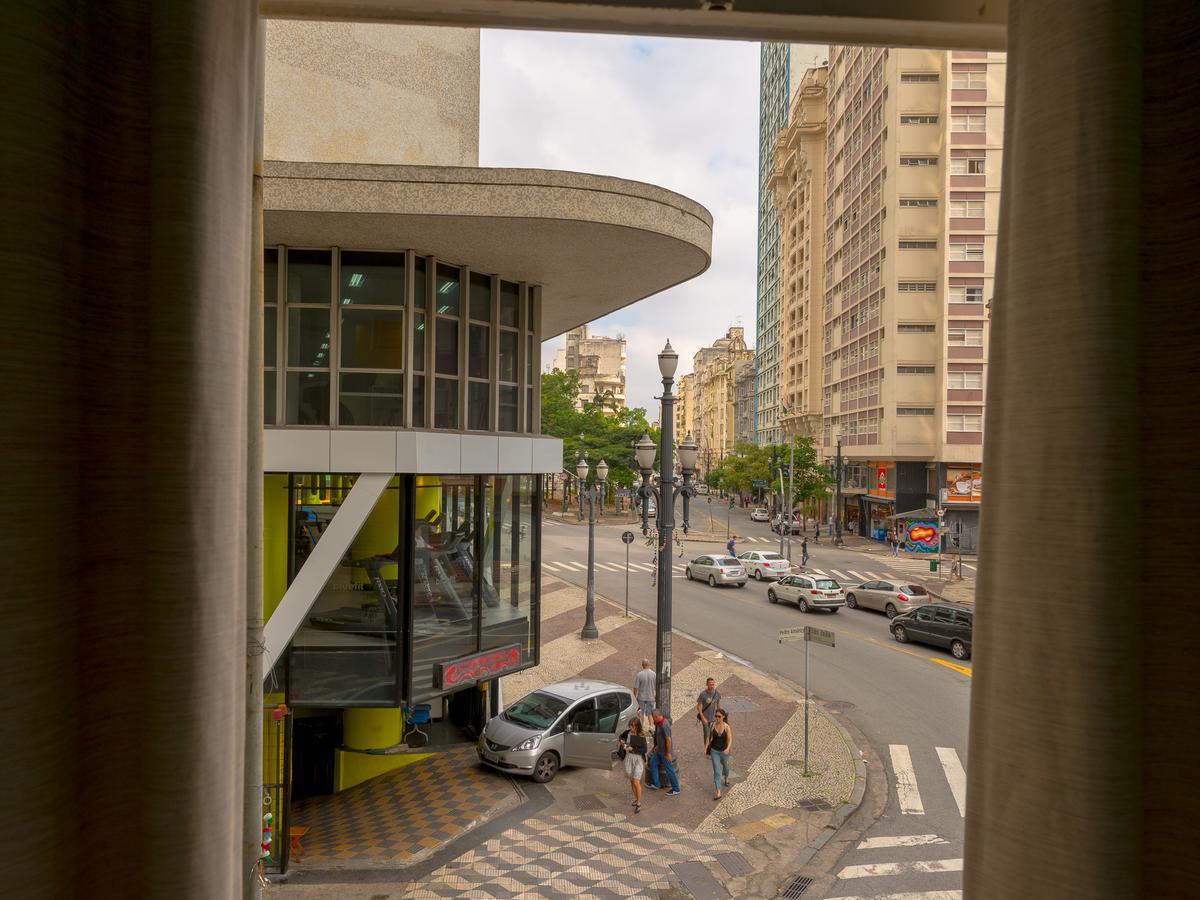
(945, 466, 982, 503)
(903, 520, 940, 554)
(876, 465, 888, 492)
(438, 644, 523, 689)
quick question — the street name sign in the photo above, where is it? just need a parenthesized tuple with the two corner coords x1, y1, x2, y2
(778, 626, 807, 643)
(807, 627, 836, 647)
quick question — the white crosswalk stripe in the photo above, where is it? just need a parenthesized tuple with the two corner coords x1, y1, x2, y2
(838, 859, 963, 879)
(541, 561, 566, 571)
(848, 570, 866, 580)
(937, 747, 967, 817)
(857, 834, 949, 850)
(889, 744, 924, 814)
(563, 561, 588, 571)
(826, 891, 961, 900)
(829, 569, 850, 580)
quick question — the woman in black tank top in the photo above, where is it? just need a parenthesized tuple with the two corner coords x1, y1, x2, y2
(705, 709, 734, 799)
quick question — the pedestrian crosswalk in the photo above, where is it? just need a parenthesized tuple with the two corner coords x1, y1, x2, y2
(806, 567, 932, 586)
(541, 559, 688, 576)
(821, 744, 966, 900)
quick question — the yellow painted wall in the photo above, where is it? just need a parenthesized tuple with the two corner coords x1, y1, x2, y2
(335, 749, 431, 792)
(264, 474, 290, 621)
(350, 475, 399, 584)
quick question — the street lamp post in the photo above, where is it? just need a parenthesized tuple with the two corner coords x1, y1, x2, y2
(834, 436, 845, 547)
(635, 341, 698, 717)
(576, 455, 609, 640)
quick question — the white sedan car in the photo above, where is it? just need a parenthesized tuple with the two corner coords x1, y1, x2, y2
(737, 550, 791, 581)
(749, 507, 770, 522)
(767, 574, 846, 612)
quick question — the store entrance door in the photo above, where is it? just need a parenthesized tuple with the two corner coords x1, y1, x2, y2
(292, 713, 340, 801)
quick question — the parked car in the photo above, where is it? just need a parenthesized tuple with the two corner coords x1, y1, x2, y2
(767, 573, 845, 612)
(737, 550, 791, 580)
(845, 579, 932, 618)
(478, 680, 636, 783)
(749, 507, 770, 522)
(685, 555, 747, 587)
(770, 513, 802, 534)
(695, 484, 710, 495)
(890, 602, 974, 660)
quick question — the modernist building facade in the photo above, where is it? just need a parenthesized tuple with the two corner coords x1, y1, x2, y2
(551, 325, 628, 412)
(691, 327, 755, 469)
(258, 18, 711, 851)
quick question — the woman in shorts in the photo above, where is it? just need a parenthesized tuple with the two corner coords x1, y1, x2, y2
(621, 717, 649, 813)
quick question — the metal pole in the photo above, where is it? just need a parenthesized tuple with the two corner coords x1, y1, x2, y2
(787, 439, 795, 563)
(655, 372, 677, 716)
(725, 499, 730, 541)
(778, 465, 786, 557)
(834, 437, 844, 546)
(581, 490, 599, 639)
(625, 541, 630, 617)
(804, 630, 811, 776)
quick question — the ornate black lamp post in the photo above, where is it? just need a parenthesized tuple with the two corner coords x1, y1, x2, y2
(634, 341, 700, 716)
(576, 455, 608, 640)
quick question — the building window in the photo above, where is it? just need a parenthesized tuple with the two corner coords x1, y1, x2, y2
(897, 407, 935, 415)
(900, 114, 939, 125)
(898, 365, 936, 374)
(951, 113, 986, 133)
(952, 70, 987, 89)
(899, 239, 938, 250)
(951, 157, 986, 175)
(950, 199, 986, 218)
(901, 72, 940, 83)
(900, 156, 938, 167)
(265, 248, 279, 426)
(948, 329, 984, 346)
(948, 413, 983, 431)
(900, 198, 937, 208)
(949, 243, 985, 261)
(898, 282, 937, 292)
(948, 371, 983, 389)
(898, 323, 936, 333)
(284, 249, 332, 425)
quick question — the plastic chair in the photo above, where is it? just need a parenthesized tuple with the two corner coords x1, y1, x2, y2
(403, 703, 431, 747)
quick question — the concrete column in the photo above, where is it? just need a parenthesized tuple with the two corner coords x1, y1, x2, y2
(966, 1, 1198, 896)
(0, 1, 258, 896)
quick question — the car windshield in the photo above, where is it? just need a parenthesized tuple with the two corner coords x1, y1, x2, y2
(718, 557, 740, 567)
(903, 584, 929, 595)
(814, 578, 840, 589)
(762, 553, 784, 561)
(754, 509, 767, 514)
(502, 691, 569, 729)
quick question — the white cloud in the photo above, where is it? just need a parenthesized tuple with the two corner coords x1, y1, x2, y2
(480, 30, 769, 414)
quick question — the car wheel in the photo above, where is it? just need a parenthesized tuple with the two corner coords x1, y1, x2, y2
(846, 593, 858, 609)
(768, 589, 778, 604)
(737, 582, 746, 588)
(885, 603, 898, 619)
(829, 607, 839, 613)
(754, 569, 764, 581)
(708, 575, 717, 587)
(532, 751, 560, 783)
(798, 598, 809, 613)
(893, 625, 909, 643)
(951, 639, 970, 660)
(685, 568, 692, 580)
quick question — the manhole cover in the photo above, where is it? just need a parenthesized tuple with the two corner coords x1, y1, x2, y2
(573, 793, 606, 811)
(824, 700, 856, 712)
(721, 696, 759, 713)
(779, 875, 814, 897)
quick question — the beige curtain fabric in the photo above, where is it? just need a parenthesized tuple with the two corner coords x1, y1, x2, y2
(0, 2, 258, 897)
(968, 1, 1197, 896)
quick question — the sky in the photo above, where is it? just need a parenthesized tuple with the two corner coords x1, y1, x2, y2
(480, 31, 824, 416)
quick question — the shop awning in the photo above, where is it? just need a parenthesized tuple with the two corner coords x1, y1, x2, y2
(888, 507, 940, 520)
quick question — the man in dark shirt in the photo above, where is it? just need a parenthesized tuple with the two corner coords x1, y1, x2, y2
(646, 709, 681, 795)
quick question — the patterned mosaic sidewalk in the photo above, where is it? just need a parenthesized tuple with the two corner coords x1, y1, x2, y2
(291, 745, 520, 866)
(400, 812, 731, 899)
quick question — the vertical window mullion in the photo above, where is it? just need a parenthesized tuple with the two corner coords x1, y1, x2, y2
(330, 246, 340, 427)
(517, 283, 528, 433)
(490, 276, 500, 431)
(459, 265, 469, 430)
(425, 256, 436, 427)
(403, 249, 415, 428)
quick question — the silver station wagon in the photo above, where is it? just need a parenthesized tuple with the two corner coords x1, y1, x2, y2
(767, 573, 846, 612)
(845, 579, 931, 618)
(685, 555, 748, 587)
(478, 680, 636, 783)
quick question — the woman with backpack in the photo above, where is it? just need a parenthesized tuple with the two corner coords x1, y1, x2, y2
(620, 717, 649, 813)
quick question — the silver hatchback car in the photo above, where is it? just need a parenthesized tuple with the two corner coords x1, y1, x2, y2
(768, 573, 846, 612)
(478, 680, 636, 783)
(685, 555, 748, 587)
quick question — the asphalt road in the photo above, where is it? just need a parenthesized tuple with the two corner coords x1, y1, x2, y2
(540, 502, 971, 899)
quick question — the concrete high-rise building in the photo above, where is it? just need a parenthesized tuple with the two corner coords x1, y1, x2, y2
(769, 65, 829, 445)
(755, 42, 815, 446)
(692, 327, 754, 469)
(551, 325, 627, 412)
(676, 371, 696, 442)
(733, 359, 758, 447)
(818, 46, 1003, 549)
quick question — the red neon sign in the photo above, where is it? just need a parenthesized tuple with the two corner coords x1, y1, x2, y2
(438, 644, 523, 689)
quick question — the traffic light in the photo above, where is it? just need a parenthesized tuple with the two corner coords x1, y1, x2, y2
(780, 464, 790, 477)
(952, 536, 961, 547)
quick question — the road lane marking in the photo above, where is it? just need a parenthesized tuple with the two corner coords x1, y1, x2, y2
(541, 561, 566, 571)
(857, 834, 950, 850)
(830, 569, 850, 579)
(889, 744, 925, 814)
(937, 747, 968, 817)
(837, 859, 963, 879)
(826, 891, 961, 900)
(964, 563, 977, 571)
(862, 571, 880, 579)
(931, 659, 973, 677)
(563, 561, 588, 571)
(848, 570, 866, 580)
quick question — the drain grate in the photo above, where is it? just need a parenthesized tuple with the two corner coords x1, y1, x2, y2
(779, 875, 814, 897)
(720, 696, 759, 713)
(714, 851, 753, 876)
(796, 797, 834, 812)
(573, 793, 606, 811)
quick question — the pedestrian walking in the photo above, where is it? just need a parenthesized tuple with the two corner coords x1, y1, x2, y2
(646, 710, 681, 795)
(619, 718, 649, 812)
(632, 658, 656, 721)
(891, 529, 901, 557)
(800, 536, 809, 567)
(814, 522, 821, 543)
(695, 677, 723, 753)
(704, 709, 734, 800)
(726, 535, 737, 556)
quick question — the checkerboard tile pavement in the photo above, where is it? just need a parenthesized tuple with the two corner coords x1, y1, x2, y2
(291, 745, 518, 864)
(399, 812, 734, 898)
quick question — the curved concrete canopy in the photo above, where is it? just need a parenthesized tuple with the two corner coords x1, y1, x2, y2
(263, 161, 713, 338)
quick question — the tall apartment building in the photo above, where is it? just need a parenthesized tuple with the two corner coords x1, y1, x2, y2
(817, 46, 1002, 549)
(550, 325, 627, 412)
(755, 42, 811, 446)
(692, 327, 755, 469)
(733, 359, 757, 446)
(769, 65, 829, 444)
(676, 371, 696, 442)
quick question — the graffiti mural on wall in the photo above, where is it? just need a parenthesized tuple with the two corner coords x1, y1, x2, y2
(903, 520, 939, 554)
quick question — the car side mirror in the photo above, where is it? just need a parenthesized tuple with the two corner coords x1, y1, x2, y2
(564, 724, 573, 734)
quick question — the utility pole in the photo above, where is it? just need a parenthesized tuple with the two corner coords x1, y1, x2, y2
(787, 438, 795, 563)
(834, 436, 844, 547)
